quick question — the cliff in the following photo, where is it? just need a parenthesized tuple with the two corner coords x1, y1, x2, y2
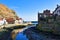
(0, 4, 19, 20)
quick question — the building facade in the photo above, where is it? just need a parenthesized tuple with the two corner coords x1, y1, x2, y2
(53, 5, 60, 15)
(38, 10, 53, 24)
(37, 5, 60, 34)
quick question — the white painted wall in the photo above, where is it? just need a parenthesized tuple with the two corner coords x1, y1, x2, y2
(54, 7, 60, 15)
(0, 19, 7, 26)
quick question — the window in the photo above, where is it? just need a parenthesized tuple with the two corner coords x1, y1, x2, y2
(58, 10, 60, 13)
(44, 15, 46, 17)
(40, 15, 42, 17)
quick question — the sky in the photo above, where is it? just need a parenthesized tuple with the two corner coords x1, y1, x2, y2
(0, 0, 60, 21)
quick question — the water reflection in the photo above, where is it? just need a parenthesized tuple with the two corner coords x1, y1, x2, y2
(15, 24, 60, 40)
(23, 27, 60, 40)
(15, 32, 28, 40)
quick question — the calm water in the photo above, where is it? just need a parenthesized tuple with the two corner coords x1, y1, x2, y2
(15, 22, 37, 40)
(15, 32, 28, 40)
(15, 22, 60, 40)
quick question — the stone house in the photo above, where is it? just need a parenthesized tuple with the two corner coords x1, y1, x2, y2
(6, 18, 15, 24)
(37, 5, 60, 34)
(38, 5, 60, 24)
(38, 10, 53, 24)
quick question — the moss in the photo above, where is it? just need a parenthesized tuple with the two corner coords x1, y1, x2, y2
(37, 24, 43, 30)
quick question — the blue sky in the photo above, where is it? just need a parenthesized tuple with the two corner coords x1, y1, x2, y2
(0, 0, 60, 21)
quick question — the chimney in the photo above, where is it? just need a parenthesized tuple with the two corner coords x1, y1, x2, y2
(57, 4, 60, 7)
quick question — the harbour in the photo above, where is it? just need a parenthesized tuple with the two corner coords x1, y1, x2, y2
(0, 0, 60, 40)
(13, 23, 60, 40)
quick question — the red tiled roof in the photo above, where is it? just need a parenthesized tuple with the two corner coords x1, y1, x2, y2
(6, 18, 14, 22)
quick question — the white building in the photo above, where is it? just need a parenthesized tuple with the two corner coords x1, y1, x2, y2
(0, 18, 7, 26)
(15, 18, 23, 24)
(53, 5, 60, 15)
